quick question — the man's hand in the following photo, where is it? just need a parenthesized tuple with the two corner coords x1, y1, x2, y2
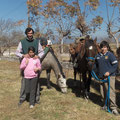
(26, 58, 29, 65)
(23, 54, 29, 58)
(33, 55, 39, 59)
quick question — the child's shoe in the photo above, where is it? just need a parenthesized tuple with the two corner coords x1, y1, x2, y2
(30, 105, 34, 109)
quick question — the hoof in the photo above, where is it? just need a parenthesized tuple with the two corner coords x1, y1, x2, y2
(47, 86, 52, 89)
(85, 95, 89, 99)
(84, 91, 90, 99)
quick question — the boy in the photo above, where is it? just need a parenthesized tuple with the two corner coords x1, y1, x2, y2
(95, 41, 119, 115)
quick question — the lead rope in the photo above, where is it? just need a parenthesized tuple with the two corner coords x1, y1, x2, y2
(91, 71, 111, 113)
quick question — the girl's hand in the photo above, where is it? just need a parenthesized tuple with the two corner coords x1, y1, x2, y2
(26, 58, 29, 65)
(34, 68, 39, 72)
(104, 72, 110, 77)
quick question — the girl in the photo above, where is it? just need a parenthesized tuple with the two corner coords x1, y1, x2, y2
(95, 41, 119, 115)
(20, 46, 41, 108)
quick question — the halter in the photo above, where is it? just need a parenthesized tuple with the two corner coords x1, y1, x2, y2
(85, 44, 96, 63)
(86, 57, 95, 62)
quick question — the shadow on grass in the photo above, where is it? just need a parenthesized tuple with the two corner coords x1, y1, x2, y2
(66, 78, 82, 97)
(38, 76, 120, 109)
(90, 80, 103, 107)
(67, 78, 104, 107)
(67, 76, 120, 109)
(39, 77, 61, 92)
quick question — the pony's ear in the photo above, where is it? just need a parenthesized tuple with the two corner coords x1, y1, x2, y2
(58, 73, 62, 79)
(58, 74, 60, 79)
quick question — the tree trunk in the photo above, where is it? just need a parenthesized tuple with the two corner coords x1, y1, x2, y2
(61, 38, 64, 53)
(112, 35, 119, 48)
(9, 46, 11, 57)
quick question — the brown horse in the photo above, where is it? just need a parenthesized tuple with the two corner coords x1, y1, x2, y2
(69, 36, 99, 98)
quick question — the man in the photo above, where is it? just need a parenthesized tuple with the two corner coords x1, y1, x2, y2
(16, 27, 44, 106)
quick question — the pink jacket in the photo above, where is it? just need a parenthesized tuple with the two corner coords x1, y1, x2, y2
(20, 58, 41, 79)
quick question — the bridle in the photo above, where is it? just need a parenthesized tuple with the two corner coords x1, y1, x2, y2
(85, 41, 98, 70)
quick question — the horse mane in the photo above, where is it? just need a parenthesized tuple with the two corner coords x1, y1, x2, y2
(49, 48, 65, 78)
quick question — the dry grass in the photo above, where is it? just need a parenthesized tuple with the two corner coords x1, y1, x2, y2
(0, 60, 120, 120)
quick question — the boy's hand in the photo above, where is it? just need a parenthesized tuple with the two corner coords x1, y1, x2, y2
(104, 72, 110, 77)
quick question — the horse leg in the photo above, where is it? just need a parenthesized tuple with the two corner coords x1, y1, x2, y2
(82, 72, 89, 99)
(73, 68, 77, 87)
(87, 71, 91, 93)
(84, 71, 91, 99)
(46, 69, 52, 89)
(35, 71, 41, 103)
(79, 73, 82, 94)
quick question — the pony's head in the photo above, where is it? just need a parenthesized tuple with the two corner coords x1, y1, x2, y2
(57, 74, 67, 93)
(69, 43, 76, 55)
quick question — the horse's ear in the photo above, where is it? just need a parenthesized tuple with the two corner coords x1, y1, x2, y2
(83, 39, 85, 44)
(94, 37, 97, 44)
(85, 35, 90, 40)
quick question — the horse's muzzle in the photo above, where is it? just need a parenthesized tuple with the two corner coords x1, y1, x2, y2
(61, 87, 67, 94)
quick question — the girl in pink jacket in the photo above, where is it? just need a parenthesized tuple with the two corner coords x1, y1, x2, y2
(20, 46, 41, 108)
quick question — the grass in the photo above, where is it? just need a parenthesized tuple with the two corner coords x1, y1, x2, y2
(0, 60, 120, 120)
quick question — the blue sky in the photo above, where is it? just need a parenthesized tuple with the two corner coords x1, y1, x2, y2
(0, 0, 119, 42)
(0, 0, 28, 29)
(0, 0, 27, 20)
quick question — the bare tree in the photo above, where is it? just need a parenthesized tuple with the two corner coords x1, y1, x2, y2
(42, 0, 74, 53)
(0, 19, 24, 56)
(26, 0, 104, 53)
(27, 0, 43, 28)
(105, 0, 120, 48)
(65, 0, 103, 35)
